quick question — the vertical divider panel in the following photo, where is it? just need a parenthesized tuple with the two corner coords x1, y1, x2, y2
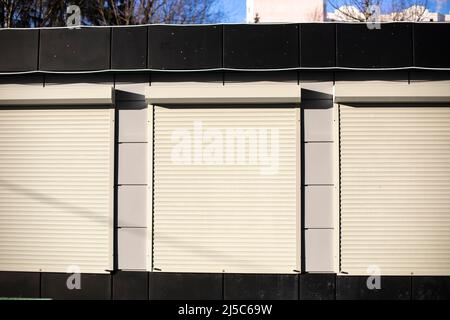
(110, 108, 116, 271)
(296, 106, 301, 271)
(333, 103, 341, 274)
(148, 104, 154, 271)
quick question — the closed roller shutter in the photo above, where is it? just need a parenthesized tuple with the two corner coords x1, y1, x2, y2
(340, 105, 450, 276)
(0, 108, 114, 274)
(153, 107, 300, 273)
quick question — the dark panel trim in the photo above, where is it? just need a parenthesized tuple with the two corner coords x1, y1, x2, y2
(412, 276, 450, 300)
(300, 273, 336, 300)
(149, 273, 222, 300)
(300, 23, 336, 68)
(223, 274, 299, 300)
(414, 23, 450, 68)
(336, 276, 411, 300)
(336, 23, 413, 68)
(148, 25, 222, 70)
(112, 271, 148, 300)
(0, 271, 41, 298)
(1, 23, 450, 73)
(0, 29, 39, 72)
(112, 26, 148, 69)
(39, 28, 111, 71)
(223, 24, 300, 69)
(2, 271, 450, 300)
(40, 272, 111, 300)
(37, 29, 41, 71)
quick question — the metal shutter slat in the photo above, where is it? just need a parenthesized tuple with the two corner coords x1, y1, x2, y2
(340, 106, 450, 276)
(0, 108, 114, 274)
(153, 107, 300, 273)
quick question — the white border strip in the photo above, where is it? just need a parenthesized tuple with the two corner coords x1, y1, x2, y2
(1, 66, 450, 76)
(145, 84, 301, 104)
(0, 85, 114, 105)
(335, 82, 450, 103)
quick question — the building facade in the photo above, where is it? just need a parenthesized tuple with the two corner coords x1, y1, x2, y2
(245, 0, 450, 22)
(246, 0, 326, 22)
(0, 23, 450, 300)
(328, 5, 450, 22)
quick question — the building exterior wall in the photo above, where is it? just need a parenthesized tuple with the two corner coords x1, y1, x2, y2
(1, 70, 450, 299)
(327, 5, 448, 22)
(1, 24, 450, 299)
(247, 0, 325, 23)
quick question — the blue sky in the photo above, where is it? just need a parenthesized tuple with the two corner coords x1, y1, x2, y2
(221, 0, 246, 22)
(428, 0, 450, 12)
(220, 0, 450, 23)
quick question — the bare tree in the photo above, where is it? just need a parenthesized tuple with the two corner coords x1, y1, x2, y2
(389, 0, 429, 21)
(307, 6, 326, 22)
(327, 0, 430, 22)
(0, 0, 73, 27)
(0, 0, 21, 27)
(0, 0, 224, 27)
(327, 0, 381, 21)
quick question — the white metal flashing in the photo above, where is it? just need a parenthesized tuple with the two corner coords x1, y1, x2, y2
(335, 82, 450, 103)
(0, 85, 114, 105)
(145, 84, 301, 104)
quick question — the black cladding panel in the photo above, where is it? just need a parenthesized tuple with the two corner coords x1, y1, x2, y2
(300, 23, 336, 67)
(414, 24, 450, 68)
(224, 274, 299, 300)
(2, 23, 450, 72)
(112, 26, 148, 69)
(412, 276, 450, 300)
(0, 30, 39, 72)
(299, 273, 336, 300)
(336, 276, 411, 300)
(148, 25, 222, 70)
(39, 28, 111, 71)
(41, 273, 111, 300)
(224, 24, 300, 69)
(112, 271, 148, 300)
(149, 273, 222, 300)
(0, 272, 40, 298)
(337, 23, 413, 68)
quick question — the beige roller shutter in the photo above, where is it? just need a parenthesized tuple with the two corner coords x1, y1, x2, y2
(0, 108, 114, 274)
(153, 106, 300, 273)
(339, 105, 450, 276)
